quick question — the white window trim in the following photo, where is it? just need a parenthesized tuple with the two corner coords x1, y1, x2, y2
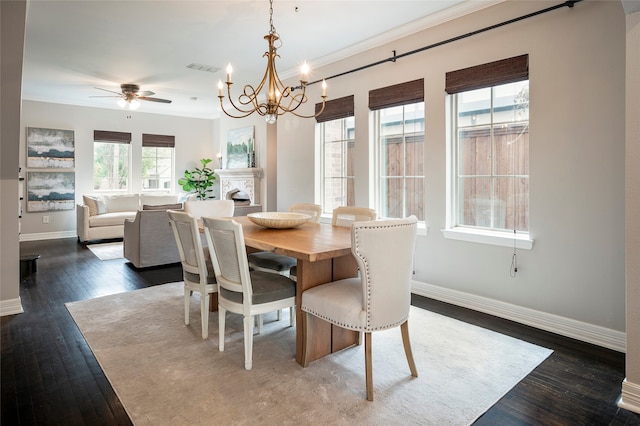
(442, 226, 533, 249)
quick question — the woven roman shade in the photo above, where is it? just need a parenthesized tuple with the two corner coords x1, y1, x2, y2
(368, 79, 424, 111)
(445, 54, 529, 94)
(315, 95, 354, 123)
(93, 130, 131, 144)
(142, 133, 175, 148)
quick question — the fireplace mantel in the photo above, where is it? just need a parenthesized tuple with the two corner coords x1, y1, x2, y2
(215, 168, 263, 206)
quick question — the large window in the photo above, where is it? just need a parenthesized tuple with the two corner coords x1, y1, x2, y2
(142, 133, 175, 191)
(93, 130, 131, 192)
(370, 79, 425, 221)
(446, 55, 530, 236)
(315, 95, 355, 215)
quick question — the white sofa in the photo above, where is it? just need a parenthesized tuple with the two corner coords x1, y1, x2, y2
(77, 194, 181, 243)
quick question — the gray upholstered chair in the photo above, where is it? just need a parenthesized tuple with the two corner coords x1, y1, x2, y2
(300, 216, 418, 401)
(167, 210, 217, 339)
(202, 216, 296, 371)
(247, 203, 322, 277)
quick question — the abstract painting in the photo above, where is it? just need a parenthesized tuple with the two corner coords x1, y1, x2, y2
(226, 126, 254, 169)
(27, 171, 75, 212)
(27, 127, 75, 168)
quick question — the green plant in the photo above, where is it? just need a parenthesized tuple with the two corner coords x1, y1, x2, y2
(178, 158, 216, 200)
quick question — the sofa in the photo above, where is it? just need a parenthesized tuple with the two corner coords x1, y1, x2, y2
(123, 207, 182, 268)
(77, 193, 181, 243)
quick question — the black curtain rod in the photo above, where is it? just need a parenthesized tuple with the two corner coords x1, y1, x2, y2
(305, 0, 582, 87)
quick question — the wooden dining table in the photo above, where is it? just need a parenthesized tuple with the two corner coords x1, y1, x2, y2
(229, 216, 360, 366)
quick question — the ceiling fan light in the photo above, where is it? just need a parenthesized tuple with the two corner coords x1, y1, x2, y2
(117, 98, 127, 108)
(129, 99, 140, 110)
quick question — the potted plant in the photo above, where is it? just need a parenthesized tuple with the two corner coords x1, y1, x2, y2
(178, 158, 216, 200)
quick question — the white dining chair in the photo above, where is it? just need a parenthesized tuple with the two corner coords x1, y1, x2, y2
(202, 216, 296, 371)
(167, 210, 217, 339)
(300, 216, 418, 401)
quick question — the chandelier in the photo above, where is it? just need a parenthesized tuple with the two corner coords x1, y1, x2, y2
(217, 0, 327, 124)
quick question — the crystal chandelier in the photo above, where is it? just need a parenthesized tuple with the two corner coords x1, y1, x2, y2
(217, 0, 327, 124)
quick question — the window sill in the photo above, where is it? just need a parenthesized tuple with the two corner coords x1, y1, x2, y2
(441, 227, 533, 250)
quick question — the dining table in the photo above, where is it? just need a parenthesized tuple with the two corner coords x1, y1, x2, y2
(227, 216, 360, 366)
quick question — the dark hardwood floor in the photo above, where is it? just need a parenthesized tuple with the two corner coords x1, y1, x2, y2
(2, 238, 639, 425)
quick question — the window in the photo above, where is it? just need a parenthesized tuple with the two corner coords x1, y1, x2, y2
(315, 96, 355, 214)
(142, 133, 175, 192)
(93, 130, 131, 192)
(370, 79, 425, 221)
(445, 55, 531, 247)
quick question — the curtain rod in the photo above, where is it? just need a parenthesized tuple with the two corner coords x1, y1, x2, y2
(305, 0, 582, 87)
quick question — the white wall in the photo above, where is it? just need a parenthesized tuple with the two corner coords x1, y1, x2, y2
(19, 100, 217, 238)
(277, 0, 627, 336)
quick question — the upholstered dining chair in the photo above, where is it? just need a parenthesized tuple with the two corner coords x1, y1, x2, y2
(247, 203, 322, 277)
(167, 210, 218, 339)
(184, 199, 235, 220)
(300, 216, 418, 401)
(202, 216, 296, 371)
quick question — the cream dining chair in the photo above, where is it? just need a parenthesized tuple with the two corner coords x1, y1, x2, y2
(167, 210, 217, 339)
(202, 216, 296, 371)
(300, 216, 418, 401)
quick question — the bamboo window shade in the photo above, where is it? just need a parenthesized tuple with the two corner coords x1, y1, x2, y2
(315, 95, 354, 123)
(93, 130, 131, 144)
(445, 54, 529, 94)
(368, 78, 424, 110)
(142, 133, 175, 148)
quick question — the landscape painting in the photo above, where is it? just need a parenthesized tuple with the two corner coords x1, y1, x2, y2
(27, 171, 75, 212)
(27, 127, 75, 168)
(226, 126, 253, 169)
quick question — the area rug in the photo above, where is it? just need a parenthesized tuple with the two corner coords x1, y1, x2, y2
(65, 282, 552, 426)
(87, 241, 123, 260)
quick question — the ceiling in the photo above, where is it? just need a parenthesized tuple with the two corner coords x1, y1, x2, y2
(22, 0, 495, 120)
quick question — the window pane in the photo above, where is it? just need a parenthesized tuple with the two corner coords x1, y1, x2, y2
(406, 177, 425, 221)
(459, 177, 491, 227)
(142, 146, 174, 191)
(458, 88, 491, 126)
(493, 123, 529, 176)
(458, 127, 491, 176)
(320, 116, 355, 214)
(494, 177, 529, 231)
(93, 142, 129, 191)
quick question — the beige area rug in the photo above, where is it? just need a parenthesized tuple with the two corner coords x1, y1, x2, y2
(87, 241, 123, 260)
(66, 282, 552, 426)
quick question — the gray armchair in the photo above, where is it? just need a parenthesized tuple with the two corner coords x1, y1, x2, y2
(123, 209, 181, 268)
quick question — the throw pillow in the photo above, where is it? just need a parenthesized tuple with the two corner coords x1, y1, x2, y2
(142, 203, 183, 211)
(82, 195, 102, 216)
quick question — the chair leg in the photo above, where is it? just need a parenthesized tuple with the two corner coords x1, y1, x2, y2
(201, 291, 209, 339)
(243, 315, 254, 370)
(277, 310, 282, 321)
(302, 311, 312, 367)
(184, 287, 190, 326)
(289, 306, 295, 327)
(219, 306, 226, 352)
(400, 321, 418, 377)
(365, 332, 373, 401)
(257, 314, 263, 334)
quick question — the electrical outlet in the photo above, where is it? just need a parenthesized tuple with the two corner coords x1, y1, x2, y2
(42, 215, 50, 224)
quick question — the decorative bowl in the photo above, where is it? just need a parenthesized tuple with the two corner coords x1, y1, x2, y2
(247, 212, 312, 229)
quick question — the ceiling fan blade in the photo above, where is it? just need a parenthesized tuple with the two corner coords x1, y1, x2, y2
(94, 87, 123, 95)
(89, 95, 122, 98)
(137, 90, 155, 97)
(138, 96, 172, 104)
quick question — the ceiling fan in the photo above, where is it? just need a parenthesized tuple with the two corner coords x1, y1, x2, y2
(92, 83, 172, 109)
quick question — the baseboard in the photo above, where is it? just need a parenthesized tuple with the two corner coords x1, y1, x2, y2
(412, 281, 626, 353)
(619, 379, 640, 415)
(20, 231, 77, 241)
(0, 297, 24, 317)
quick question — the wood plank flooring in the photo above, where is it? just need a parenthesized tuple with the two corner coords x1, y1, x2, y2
(2, 237, 640, 425)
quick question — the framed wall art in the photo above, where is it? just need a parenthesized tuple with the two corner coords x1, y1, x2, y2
(26, 127, 75, 168)
(26, 171, 75, 212)
(225, 126, 254, 169)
